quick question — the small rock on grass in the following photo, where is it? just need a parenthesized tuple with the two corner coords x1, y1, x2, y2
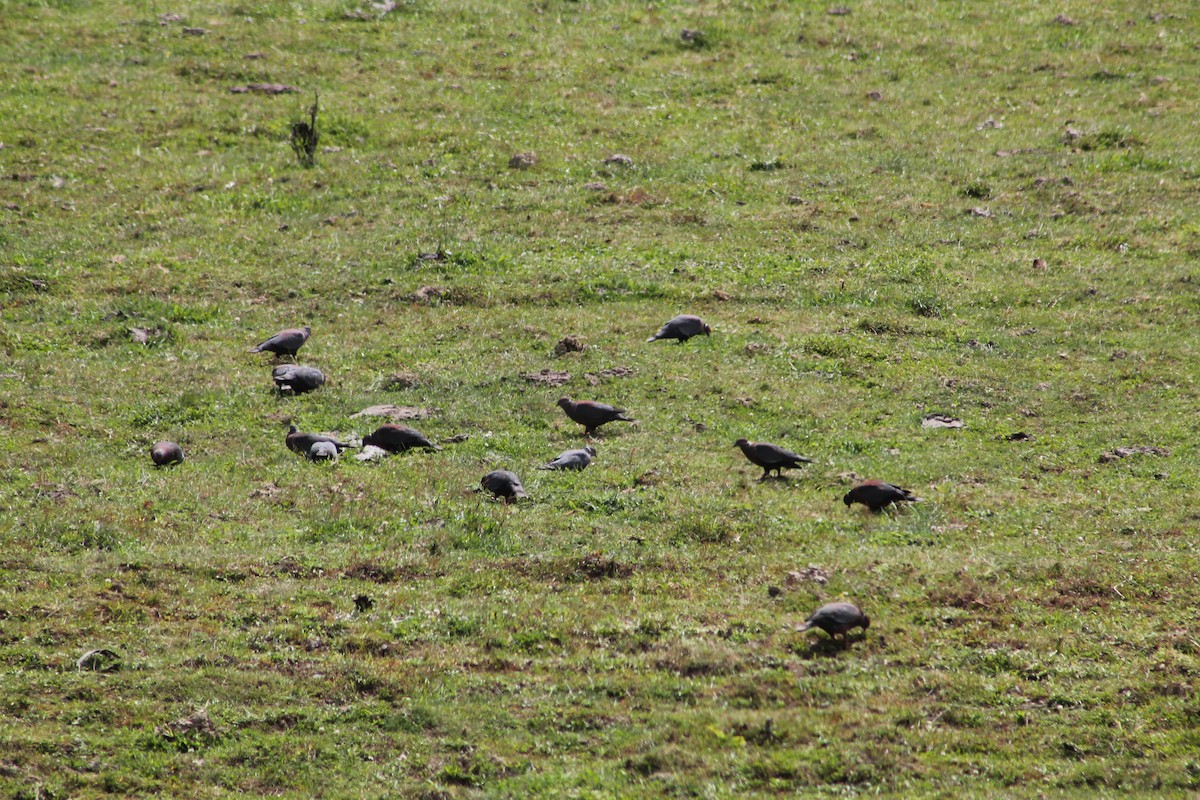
(351, 404, 434, 421)
(523, 369, 571, 387)
(553, 335, 585, 356)
(1099, 446, 1169, 463)
(78, 648, 121, 672)
(229, 83, 298, 95)
(156, 710, 218, 743)
(922, 414, 964, 429)
(508, 152, 537, 169)
(786, 566, 830, 586)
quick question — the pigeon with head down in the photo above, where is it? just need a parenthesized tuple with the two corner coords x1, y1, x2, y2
(843, 480, 919, 512)
(362, 424, 441, 454)
(796, 602, 870, 648)
(481, 470, 527, 502)
(250, 325, 311, 359)
(307, 441, 339, 461)
(272, 364, 326, 394)
(538, 445, 596, 471)
(647, 314, 711, 344)
(557, 397, 635, 436)
(150, 441, 185, 467)
(285, 425, 351, 456)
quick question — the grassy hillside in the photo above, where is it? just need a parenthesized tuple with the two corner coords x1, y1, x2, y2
(2, 1, 1199, 796)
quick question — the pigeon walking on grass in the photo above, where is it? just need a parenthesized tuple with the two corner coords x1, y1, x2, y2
(285, 425, 351, 456)
(647, 314, 711, 343)
(843, 481, 919, 513)
(150, 441, 185, 467)
(557, 397, 635, 436)
(362, 424, 441, 454)
(481, 470, 527, 502)
(734, 438, 814, 480)
(250, 325, 311, 359)
(538, 445, 596, 471)
(796, 602, 870, 648)
(272, 365, 326, 394)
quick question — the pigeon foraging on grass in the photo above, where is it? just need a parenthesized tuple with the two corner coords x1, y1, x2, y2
(843, 481, 919, 512)
(307, 441, 339, 461)
(647, 314, 711, 343)
(362, 424, 441, 454)
(285, 425, 351, 456)
(150, 441, 185, 467)
(272, 364, 326, 394)
(481, 470, 527, 502)
(734, 438, 814, 480)
(250, 325, 311, 359)
(796, 602, 869, 648)
(538, 445, 596, 471)
(557, 397, 635, 436)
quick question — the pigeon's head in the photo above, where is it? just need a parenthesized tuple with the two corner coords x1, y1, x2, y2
(301, 325, 312, 336)
(584, 445, 597, 456)
(702, 323, 712, 336)
(362, 431, 376, 448)
(557, 397, 572, 409)
(287, 424, 299, 434)
(733, 438, 750, 449)
(861, 614, 871, 630)
(842, 491, 853, 506)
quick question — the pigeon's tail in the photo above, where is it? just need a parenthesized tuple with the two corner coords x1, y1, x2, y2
(427, 444, 443, 452)
(248, 344, 264, 353)
(795, 621, 813, 632)
(537, 463, 556, 470)
(795, 456, 815, 464)
(646, 334, 661, 343)
(616, 414, 636, 422)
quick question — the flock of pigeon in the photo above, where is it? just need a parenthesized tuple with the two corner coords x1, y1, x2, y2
(148, 313, 916, 648)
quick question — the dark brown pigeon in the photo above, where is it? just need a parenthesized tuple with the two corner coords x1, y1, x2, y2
(481, 469, 527, 502)
(734, 438, 814, 480)
(647, 314, 711, 343)
(538, 445, 596, 471)
(150, 441, 184, 467)
(843, 481, 919, 512)
(362, 424, 441, 454)
(250, 325, 311, 359)
(796, 602, 870, 648)
(557, 397, 635, 435)
(272, 364, 326, 394)
(285, 424, 350, 455)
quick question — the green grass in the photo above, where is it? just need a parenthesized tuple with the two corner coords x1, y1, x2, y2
(2, 0, 1200, 796)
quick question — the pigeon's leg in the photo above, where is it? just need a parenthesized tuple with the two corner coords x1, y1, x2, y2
(759, 469, 770, 482)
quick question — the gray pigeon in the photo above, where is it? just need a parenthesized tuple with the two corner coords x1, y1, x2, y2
(250, 325, 311, 359)
(557, 397, 635, 436)
(481, 470, 527, 502)
(538, 445, 596, 471)
(272, 364, 326, 394)
(796, 602, 870, 648)
(647, 314, 711, 343)
(734, 438, 814, 480)
(843, 481, 919, 512)
(285, 424, 351, 455)
(150, 441, 185, 467)
(307, 441, 339, 461)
